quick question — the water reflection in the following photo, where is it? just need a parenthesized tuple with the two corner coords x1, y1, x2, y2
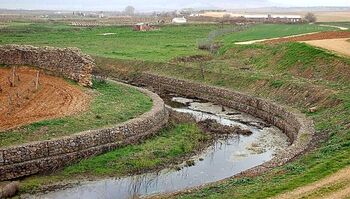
(33, 96, 289, 199)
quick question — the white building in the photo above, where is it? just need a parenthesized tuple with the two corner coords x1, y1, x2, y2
(172, 17, 187, 24)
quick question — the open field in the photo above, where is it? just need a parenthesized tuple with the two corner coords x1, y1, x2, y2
(0, 67, 90, 131)
(315, 12, 350, 22)
(219, 24, 335, 44)
(0, 23, 219, 62)
(0, 79, 152, 147)
(1, 21, 350, 198)
(0, 22, 335, 62)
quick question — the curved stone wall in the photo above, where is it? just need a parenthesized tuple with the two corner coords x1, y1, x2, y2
(0, 81, 168, 181)
(0, 45, 93, 87)
(131, 73, 315, 170)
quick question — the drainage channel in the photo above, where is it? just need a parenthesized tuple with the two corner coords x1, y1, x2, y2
(31, 95, 290, 199)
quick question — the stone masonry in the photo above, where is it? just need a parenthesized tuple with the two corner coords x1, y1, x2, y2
(0, 45, 93, 87)
(131, 73, 315, 170)
(0, 81, 168, 181)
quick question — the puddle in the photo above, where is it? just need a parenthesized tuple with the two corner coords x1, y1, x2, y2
(98, 33, 116, 36)
(31, 96, 289, 199)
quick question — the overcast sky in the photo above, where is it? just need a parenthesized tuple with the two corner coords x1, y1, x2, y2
(1, 0, 349, 11)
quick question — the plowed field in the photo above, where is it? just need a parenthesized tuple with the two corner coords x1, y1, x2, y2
(0, 67, 90, 131)
(263, 31, 350, 44)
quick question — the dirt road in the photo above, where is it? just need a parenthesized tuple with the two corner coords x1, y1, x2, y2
(272, 167, 350, 199)
(0, 67, 90, 131)
(234, 32, 321, 45)
(303, 38, 350, 57)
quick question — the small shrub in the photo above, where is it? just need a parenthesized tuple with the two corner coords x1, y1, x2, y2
(270, 80, 284, 88)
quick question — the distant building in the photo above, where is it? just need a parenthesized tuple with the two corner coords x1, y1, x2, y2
(200, 12, 302, 23)
(172, 17, 187, 24)
(243, 14, 302, 23)
(133, 23, 159, 31)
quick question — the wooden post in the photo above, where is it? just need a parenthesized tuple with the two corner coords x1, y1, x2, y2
(35, 71, 40, 90)
(12, 66, 16, 87)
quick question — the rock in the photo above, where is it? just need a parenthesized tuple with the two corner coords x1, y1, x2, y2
(1, 181, 20, 198)
(0, 45, 94, 87)
(198, 119, 252, 136)
(236, 129, 253, 136)
(185, 160, 195, 167)
(308, 106, 318, 113)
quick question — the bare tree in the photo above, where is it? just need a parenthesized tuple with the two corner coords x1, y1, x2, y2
(9, 66, 17, 87)
(223, 14, 231, 20)
(304, 12, 317, 23)
(124, 6, 135, 16)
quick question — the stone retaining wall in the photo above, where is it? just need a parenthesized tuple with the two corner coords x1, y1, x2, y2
(131, 73, 315, 169)
(0, 81, 168, 181)
(0, 45, 93, 87)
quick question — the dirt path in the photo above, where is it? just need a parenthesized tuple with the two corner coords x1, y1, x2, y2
(235, 24, 349, 45)
(0, 67, 91, 131)
(235, 30, 350, 57)
(234, 32, 320, 45)
(303, 38, 350, 57)
(319, 24, 349, 31)
(271, 166, 350, 199)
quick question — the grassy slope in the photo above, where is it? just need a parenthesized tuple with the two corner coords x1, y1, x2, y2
(20, 123, 210, 193)
(95, 42, 350, 199)
(170, 45, 350, 198)
(0, 80, 152, 147)
(322, 22, 350, 29)
(0, 22, 333, 62)
(220, 23, 334, 43)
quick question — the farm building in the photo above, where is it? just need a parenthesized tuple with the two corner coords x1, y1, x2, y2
(238, 14, 302, 23)
(133, 23, 158, 31)
(199, 12, 302, 23)
(172, 17, 187, 24)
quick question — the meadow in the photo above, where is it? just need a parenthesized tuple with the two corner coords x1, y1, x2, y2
(0, 22, 334, 61)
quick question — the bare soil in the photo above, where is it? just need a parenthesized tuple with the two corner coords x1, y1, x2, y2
(0, 67, 90, 131)
(303, 38, 350, 57)
(263, 31, 350, 44)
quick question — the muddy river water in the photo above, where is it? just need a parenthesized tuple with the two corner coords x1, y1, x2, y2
(32, 96, 289, 199)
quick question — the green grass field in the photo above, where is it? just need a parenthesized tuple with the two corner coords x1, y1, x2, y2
(321, 22, 350, 29)
(0, 22, 334, 62)
(0, 80, 152, 147)
(220, 23, 335, 43)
